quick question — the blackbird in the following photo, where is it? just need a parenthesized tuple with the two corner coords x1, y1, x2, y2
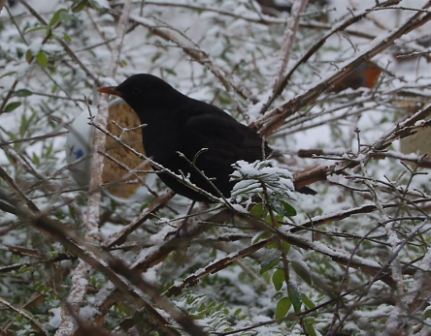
(98, 74, 299, 201)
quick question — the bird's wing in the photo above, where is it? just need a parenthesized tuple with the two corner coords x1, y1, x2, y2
(182, 111, 267, 164)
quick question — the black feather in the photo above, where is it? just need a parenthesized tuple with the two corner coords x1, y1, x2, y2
(111, 74, 308, 201)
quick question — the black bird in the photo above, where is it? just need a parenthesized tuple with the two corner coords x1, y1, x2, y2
(98, 74, 303, 201)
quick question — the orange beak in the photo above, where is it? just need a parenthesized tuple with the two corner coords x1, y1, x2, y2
(97, 86, 122, 97)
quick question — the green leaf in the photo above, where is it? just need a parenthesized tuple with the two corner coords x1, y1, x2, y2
(264, 213, 272, 224)
(303, 317, 318, 336)
(19, 111, 36, 138)
(32, 152, 40, 166)
(151, 52, 162, 63)
(251, 203, 266, 218)
(55, 209, 65, 220)
(287, 282, 302, 313)
(63, 33, 72, 43)
(68, 205, 78, 222)
(48, 8, 68, 28)
(280, 241, 290, 253)
(291, 260, 312, 285)
(301, 293, 316, 309)
(88, 0, 110, 9)
(119, 59, 128, 67)
(276, 213, 285, 224)
(282, 201, 297, 217)
(24, 25, 46, 34)
(260, 255, 279, 274)
(44, 143, 54, 157)
(252, 231, 271, 244)
(36, 51, 49, 68)
(272, 268, 285, 291)
(14, 89, 32, 97)
(218, 91, 233, 106)
(275, 297, 291, 322)
(25, 49, 33, 63)
(3, 101, 21, 113)
(72, 0, 89, 12)
(163, 67, 176, 75)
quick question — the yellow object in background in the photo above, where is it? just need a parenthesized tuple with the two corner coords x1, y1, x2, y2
(66, 99, 150, 201)
(400, 128, 431, 157)
(103, 100, 149, 199)
(396, 93, 431, 158)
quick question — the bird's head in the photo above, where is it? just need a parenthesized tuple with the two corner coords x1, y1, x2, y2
(97, 74, 181, 110)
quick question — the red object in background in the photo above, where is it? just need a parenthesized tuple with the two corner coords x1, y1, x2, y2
(331, 61, 382, 93)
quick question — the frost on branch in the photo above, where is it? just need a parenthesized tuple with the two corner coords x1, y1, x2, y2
(230, 159, 295, 206)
